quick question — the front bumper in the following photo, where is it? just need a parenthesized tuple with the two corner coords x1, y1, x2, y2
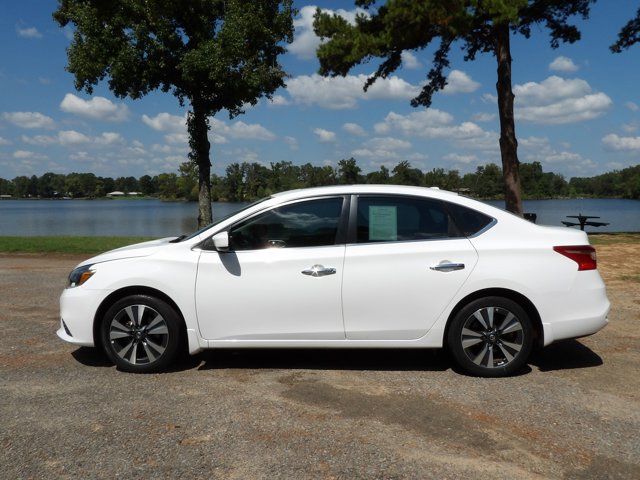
(58, 286, 111, 347)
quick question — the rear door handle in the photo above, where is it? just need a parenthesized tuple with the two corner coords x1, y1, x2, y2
(430, 262, 465, 272)
(302, 264, 336, 277)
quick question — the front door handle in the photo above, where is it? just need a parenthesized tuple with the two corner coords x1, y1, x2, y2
(301, 264, 336, 277)
(430, 262, 465, 272)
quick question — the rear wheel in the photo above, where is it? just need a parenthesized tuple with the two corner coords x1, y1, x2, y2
(100, 294, 182, 373)
(447, 296, 533, 377)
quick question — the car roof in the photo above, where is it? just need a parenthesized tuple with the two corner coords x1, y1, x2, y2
(271, 184, 459, 201)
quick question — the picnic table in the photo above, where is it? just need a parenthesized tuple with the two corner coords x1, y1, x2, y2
(561, 214, 609, 231)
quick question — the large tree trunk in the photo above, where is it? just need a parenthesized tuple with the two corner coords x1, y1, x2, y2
(187, 102, 213, 227)
(495, 23, 523, 216)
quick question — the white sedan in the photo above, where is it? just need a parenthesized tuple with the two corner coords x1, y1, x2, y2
(58, 185, 610, 377)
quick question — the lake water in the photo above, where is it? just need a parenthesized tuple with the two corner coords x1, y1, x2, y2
(0, 198, 638, 236)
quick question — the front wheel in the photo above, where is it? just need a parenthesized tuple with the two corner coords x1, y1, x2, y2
(100, 294, 182, 373)
(447, 296, 533, 377)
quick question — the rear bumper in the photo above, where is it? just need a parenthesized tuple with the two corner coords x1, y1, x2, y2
(541, 273, 610, 346)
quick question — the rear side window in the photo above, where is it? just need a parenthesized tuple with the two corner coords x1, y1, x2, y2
(356, 196, 462, 243)
(230, 197, 344, 250)
(445, 202, 493, 236)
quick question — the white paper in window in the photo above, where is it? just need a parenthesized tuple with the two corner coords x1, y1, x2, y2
(369, 205, 397, 241)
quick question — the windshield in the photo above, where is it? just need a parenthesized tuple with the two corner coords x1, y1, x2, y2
(177, 197, 271, 242)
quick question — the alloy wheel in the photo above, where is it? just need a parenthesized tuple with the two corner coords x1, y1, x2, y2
(108, 304, 169, 366)
(460, 306, 524, 369)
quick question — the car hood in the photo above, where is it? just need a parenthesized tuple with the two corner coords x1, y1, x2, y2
(78, 237, 176, 267)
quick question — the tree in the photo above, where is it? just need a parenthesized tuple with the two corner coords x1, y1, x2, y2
(391, 160, 423, 186)
(611, 7, 640, 52)
(54, 0, 294, 227)
(337, 157, 362, 184)
(314, 0, 594, 215)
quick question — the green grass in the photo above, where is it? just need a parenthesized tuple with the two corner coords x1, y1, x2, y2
(588, 233, 640, 245)
(0, 236, 155, 254)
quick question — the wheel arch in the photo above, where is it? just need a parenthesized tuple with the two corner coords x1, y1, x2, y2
(93, 286, 188, 350)
(444, 288, 544, 349)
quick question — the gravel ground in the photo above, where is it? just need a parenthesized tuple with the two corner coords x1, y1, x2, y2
(1, 247, 639, 479)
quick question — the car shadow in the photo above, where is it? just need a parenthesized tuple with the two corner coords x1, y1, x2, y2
(196, 348, 451, 372)
(529, 339, 603, 371)
(70, 339, 603, 374)
(71, 347, 112, 368)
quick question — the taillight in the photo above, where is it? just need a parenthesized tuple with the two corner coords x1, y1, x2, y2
(553, 245, 597, 271)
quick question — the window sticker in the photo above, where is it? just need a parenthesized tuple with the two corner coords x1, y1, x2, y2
(369, 205, 397, 241)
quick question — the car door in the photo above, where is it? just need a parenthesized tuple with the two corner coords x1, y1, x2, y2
(342, 195, 479, 340)
(195, 196, 348, 341)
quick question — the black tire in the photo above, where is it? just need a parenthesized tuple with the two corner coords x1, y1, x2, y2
(100, 294, 182, 373)
(447, 296, 533, 377)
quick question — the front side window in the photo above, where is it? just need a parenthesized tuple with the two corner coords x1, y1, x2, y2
(356, 196, 461, 243)
(230, 197, 344, 251)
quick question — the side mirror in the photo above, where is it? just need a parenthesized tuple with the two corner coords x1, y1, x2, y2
(212, 231, 230, 252)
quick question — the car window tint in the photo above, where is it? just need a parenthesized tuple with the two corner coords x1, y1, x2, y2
(230, 197, 343, 250)
(445, 202, 493, 236)
(356, 196, 461, 243)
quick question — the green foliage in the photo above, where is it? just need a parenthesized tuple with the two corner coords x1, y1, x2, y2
(611, 7, 640, 52)
(2, 161, 637, 202)
(314, 0, 594, 108)
(570, 165, 640, 199)
(54, 0, 294, 224)
(53, 0, 294, 114)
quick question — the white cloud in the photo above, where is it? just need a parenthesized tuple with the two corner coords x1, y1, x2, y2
(443, 70, 480, 94)
(514, 76, 612, 124)
(95, 132, 124, 145)
(373, 110, 499, 153)
(268, 95, 291, 107)
(519, 136, 597, 173)
(481, 93, 498, 104)
(13, 150, 47, 160)
(223, 120, 276, 141)
(625, 101, 639, 112)
(287, 73, 421, 109)
(622, 122, 638, 133)
(142, 112, 275, 143)
(549, 56, 579, 73)
(2, 111, 55, 129)
(471, 112, 496, 122)
(0, 137, 11, 146)
(401, 51, 421, 70)
(602, 133, 640, 152)
(443, 153, 478, 164)
(289, 5, 366, 60)
(60, 93, 129, 122)
(367, 137, 411, 150)
(284, 136, 299, 150)
(17, 26, 42, 39)
(142, 113, 185, 132)
(58, 130, 91, 145)
(342, 122, 367, 137)
(313, 128, 337, 143)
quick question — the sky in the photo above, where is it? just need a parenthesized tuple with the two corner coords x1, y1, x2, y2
(0, 0, 639, 180)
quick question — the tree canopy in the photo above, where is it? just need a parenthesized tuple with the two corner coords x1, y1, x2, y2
(611, 6, 640, 52)
(314, 0, 595, 216)
(54, 0, 294, 226)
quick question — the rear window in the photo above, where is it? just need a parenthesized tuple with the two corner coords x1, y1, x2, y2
(445, 202, 493, 236)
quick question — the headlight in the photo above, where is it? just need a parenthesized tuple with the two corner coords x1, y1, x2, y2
(68, 264, 95, 288)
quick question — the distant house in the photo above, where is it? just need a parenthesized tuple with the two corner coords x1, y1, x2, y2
(0, 194, 12, 199)
(128, 191, 140, 196)
(107, 191, 125, 197)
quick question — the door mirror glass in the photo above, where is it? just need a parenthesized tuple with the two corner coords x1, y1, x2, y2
(212, 231, 230, 252)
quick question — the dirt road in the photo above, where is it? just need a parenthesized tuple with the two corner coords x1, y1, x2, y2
(1, 245, 638, 479)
